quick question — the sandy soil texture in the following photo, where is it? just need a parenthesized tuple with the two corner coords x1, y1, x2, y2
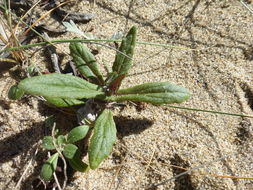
(0, 0, 253, 189)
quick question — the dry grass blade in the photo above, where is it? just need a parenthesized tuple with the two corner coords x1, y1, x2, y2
(23, 1, 72, 36)
(0, 2, 24, 62)
(0, 0, 73, 65)
(0, 58, 18, 64)
(13, 0, 42, 34)
(0, 18, 9, 58)
(169, 164, 253, 180)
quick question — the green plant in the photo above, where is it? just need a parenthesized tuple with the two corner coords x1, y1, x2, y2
(8, 26, 191, 180)
(41, 124, 89, 181)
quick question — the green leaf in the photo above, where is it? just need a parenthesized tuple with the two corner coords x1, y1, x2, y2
(108, 26, 137, 93)
(88, 109, 117, 169)
(57, 135, 66, 146)
(111, 26, 137, 79)
(67, 125, 89, 143)
(70, 42, 104, 84)
(8, 85, 24, 100)
(40, 153, 59, 181)
(45, 97, 86, 107)
(68, 150, 89, 172)
(18, 73, 105, 99)
(63, 144, 78, 159)
(41, 136, 55, 150)
(106, 82, 191, 105)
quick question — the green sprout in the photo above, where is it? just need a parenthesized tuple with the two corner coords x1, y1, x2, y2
(40, 124, 89, 181)
(8, 26, 191, 180)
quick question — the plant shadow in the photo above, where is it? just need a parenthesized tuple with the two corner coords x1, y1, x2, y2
(0, 98, 79, 189)
(0, 62, 16, 77)
(0, 120, 44, 189)
(0, 121, 44, 164)
(114, 115, 154, 137)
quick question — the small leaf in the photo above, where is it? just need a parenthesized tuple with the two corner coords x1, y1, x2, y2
(67, 125, 89, 143)
(68, 150, 89, 172)
(40, 153, 59, 181)
(88, 109, 117, 169)
(41, 136, 55, 150)
(106, 82, 191, 105)
(8, 85, 24, 100)
(70, 42, 104, 84)
(63, 144, 78, 159)
(45, 97, 86, 107)
(63, 20, 96, 39)
(18, 73, 105, 99)
(57, 135, 66, 146)
(63, 20, 85, 37)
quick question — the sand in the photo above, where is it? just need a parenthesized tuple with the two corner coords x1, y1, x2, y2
(0, 0, 253, 189)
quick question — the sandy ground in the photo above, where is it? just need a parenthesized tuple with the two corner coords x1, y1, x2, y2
(1, 0, 253, 189)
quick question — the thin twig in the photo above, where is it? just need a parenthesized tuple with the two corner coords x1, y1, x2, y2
(91, 42, 133, 60)
(0, 38, 193, 54)
(5, 0, 24, 61)
(0, 3, 66, 53)
(53, 173, 61, 190)
(166, 105, 253, 118)
(239, 0, 253, 14)
(52, 123, 68, 190)
(0, 4, 52, 53)
(145, 154, 233, 189)
(108, 155, 128, 190)
(22, 1, 72, 36)
(13, 0, 42, 33)
(43, 33, 61, 73)
(136, 140, 158, 188)
(15, 147, 39, 189)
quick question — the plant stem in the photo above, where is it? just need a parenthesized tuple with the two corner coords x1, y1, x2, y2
(166, 105, 253, 118)
(0, 39, 193, 54)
